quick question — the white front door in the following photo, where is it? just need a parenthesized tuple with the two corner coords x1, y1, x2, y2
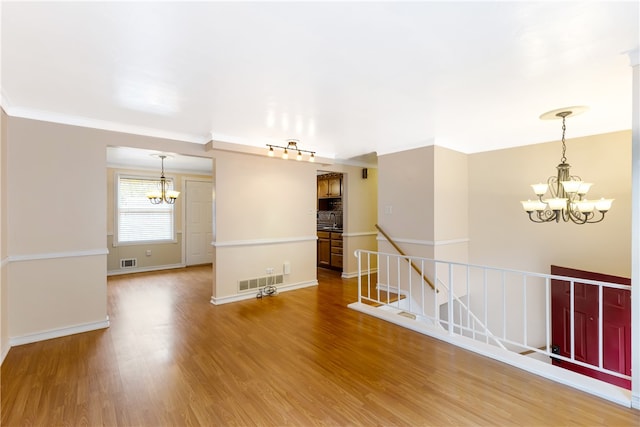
(185, 180, 213, 266)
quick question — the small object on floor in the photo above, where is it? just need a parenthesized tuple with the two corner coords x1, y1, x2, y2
(257, 284, 278, 299)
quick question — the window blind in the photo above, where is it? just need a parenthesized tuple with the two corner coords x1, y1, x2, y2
(117, 176, 176, 244)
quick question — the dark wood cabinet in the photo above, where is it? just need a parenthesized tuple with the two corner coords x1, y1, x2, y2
(328, 176, 342, 197)
(317, 231, 331, 268)
(317, 178, 329, 199)
(317, 173, 342, 198)
(330, 232, 343, 269)
(317, 230, 342, 270)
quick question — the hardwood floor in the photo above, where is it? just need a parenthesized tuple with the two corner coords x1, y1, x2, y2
(1, 265, 638, 426)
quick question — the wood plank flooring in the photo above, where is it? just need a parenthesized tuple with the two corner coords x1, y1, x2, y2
(1, 265, 638, 426)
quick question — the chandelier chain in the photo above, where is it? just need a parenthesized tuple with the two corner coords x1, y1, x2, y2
(560, 115, 567, 163)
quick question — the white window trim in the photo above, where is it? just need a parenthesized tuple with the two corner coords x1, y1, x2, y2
(114, 172, 179, 247)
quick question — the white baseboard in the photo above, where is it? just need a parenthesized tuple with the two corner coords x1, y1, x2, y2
(1, 342, 10, 365)
(633, 393, 640, 410)
(341, 268, 378, 279)
(107, 263, 185, 276)
(9, 317, 110, 347)
(210, 280, 318, 305)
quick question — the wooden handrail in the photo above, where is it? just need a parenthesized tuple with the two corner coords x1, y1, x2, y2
(375, 224, 436, 291)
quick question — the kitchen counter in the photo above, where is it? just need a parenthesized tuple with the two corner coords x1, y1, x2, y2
(317, 227, 343, 232)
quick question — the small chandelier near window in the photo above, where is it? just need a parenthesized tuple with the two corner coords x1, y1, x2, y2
(521, 107, 613, 224)
(147, 155, 180, 204)
(267, 139, 315, 162)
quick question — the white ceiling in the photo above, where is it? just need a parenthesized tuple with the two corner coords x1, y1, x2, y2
(2, 1, 638, 167)
(105, 146, 213, 175)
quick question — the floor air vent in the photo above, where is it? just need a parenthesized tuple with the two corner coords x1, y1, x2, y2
(120, 258, 137, 268)
(239, 274, 284, 292)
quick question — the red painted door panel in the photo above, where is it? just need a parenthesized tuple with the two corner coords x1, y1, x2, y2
(550, 265, 631, 390)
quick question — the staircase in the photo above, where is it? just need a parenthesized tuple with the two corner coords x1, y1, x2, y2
(365, 225, 495, 339)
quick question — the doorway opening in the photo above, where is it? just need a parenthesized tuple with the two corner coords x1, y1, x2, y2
(106, 146, 213, 275)
(316, 171, 343, 272)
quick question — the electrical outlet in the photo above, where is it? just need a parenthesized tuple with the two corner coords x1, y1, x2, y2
(146, 250, 152, 256)
(266, 267, 275, 274)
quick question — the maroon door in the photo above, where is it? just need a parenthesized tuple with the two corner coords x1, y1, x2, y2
(551, 265, 631, 389)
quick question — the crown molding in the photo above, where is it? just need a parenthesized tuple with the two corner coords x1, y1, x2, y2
(2, 103, 210, 144)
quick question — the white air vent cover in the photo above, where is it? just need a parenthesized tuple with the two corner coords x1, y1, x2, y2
(120, 258, 137, 268)
(238, 274, 284, 292)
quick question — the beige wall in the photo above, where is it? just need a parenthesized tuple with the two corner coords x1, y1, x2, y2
(468, 130, 631, 277)
(106, 234, 183, 272)
(8, 256, 107, 338)
(210, 150, 317, 301)
(377, 146, 469, 263)
(8, 120, 106, 254)
(208, 155, 377, 298)
(374, 131, 630, 289)
(1, 109, 8, 361)
(434, 146, 468, 245)
(343, 166, 378, 275)
(379, 146, 436, 245)
(106, 167, 210, 274)
(6, 117, 108, 341)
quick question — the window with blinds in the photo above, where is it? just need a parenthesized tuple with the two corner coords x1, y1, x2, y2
(116, 175, 177, 245)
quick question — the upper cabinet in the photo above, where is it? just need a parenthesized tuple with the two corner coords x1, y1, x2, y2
(317, 177, 329, 198)
(318, 173, 342, 198)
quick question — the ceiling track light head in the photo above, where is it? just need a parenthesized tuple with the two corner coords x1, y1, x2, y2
(266, 139, 316, 162)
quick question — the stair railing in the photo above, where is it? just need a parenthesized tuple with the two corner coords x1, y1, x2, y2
(375, 224, 436, 291)
(373, 226, 501, 347)
(353, 248, 632, 386)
